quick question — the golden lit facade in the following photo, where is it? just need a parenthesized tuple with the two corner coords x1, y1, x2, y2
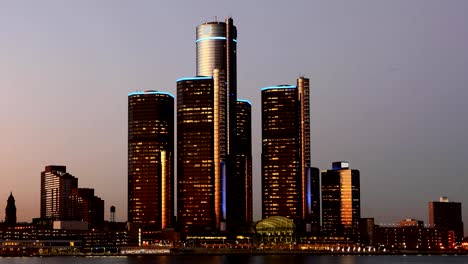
(261, 79, 319, 229)
(261, 85, 301, 220)
(128, 91, 174, 229)
(177, 74, 227, 232)
(40, 165, 78, 220)
(321, 162, 360, 241)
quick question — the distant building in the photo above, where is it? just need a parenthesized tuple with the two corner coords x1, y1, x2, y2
(399, 219, 424, 228)
(321, 162, 360, 242)
(4, 192, 16, 226)
(429, 196, 464, 244)
(127, 90, 174, 230)
(68, 188, 104, 229)
(375, 224, 455, 250)
(261, 78, 320, 231)
(40, 165, 78, 220)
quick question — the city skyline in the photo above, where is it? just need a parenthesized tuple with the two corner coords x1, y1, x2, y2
(1, 0, 467, 232)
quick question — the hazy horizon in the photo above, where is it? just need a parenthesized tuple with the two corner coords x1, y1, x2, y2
(1, 0, 467, 232)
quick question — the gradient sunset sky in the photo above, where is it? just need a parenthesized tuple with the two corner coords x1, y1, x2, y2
(1, 0, 467, 230)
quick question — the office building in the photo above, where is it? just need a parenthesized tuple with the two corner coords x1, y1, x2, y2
(261, 78, 319, 229)
(128, 90, 174, 229)
(177, 17, 241, 232)
(4, 192, 16, 226)
(429, 197, 464, 244)
(40, 165, 78, 220)
(321, 162, 360, 241)
(68, 188, 104, 229)
(177, 73, 226, 232)
(233, 99, 253, 226)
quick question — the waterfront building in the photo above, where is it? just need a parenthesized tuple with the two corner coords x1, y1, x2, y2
(177, 74, 226, 232)
(40, 166, 78, 220)
(128, 90, 174, 230)
(261, 78, 319, 230)
(321, 162, 360, 242)
(429, 196, 464, 244)
(197, 17, 240, 231)
(375, 223, 455, 250)
(4, 192, 16, 226)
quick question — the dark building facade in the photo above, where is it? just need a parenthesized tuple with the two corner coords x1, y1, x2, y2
(177, 75, 226, 232)
(68, 188, 104, 229)
(321, 162, 360, 242)
(40, 166, 78, 220)
(5, 192, 17, 226)
(233, 100, 253, 226)
(429, 197, 464, 244)
(128, 91, 174, 230)
(261, 78, 319, 229)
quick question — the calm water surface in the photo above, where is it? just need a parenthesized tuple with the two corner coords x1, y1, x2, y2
(0, 255, 467, 264)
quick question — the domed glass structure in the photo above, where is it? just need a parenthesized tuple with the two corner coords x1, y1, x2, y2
(254, 216, 296, 245)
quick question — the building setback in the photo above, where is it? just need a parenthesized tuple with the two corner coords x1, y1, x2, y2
(128, 91, 174, 230)
(261, 78, 319, 230)
(68, 188, 104, 229)
(321, 162, 360, 242)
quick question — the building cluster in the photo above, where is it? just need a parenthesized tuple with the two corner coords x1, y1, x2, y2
(40, 165, 105, 230)
(0, 17, 465, 255)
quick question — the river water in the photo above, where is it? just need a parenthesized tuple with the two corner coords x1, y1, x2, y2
(0, 255, 467, 264)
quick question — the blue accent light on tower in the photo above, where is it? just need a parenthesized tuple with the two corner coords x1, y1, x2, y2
(261, 85, 297, 91)
(128, 91, 174, 97)
(176, 76, 213, 82)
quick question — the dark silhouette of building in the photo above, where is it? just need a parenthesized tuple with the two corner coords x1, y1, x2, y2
(128, 90, 174, 230)
(233, 99, 253, 227)
(4, 192, 16, 226)
(177, 74, 226, 232)
(375, 220, 455, 250)
(261, 78, 319, 230)
(68, 188, 104, 229)
(321, 162, 360, 242)
(110, 206, 116, 223)
(40, 165, 78, 220)
(429, 196, 464, 244)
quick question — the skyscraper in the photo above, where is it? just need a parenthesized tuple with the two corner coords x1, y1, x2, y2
(177, 17, 240, 232)
(261, 78, 319, 228)
(429, 197, 464, 244)
(321, 161, 361, 241)
(41, 165, 78, 220)
(233, 100, 253, 226)
(177, 73, 226, 232)
(197, 18, 239, 230)
(128, 90, 174, 230)
(4, 192, 16, 226)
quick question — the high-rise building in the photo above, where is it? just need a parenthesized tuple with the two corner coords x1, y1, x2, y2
(233, 99, 253, 226)
(4, 192, 16, 226)
(68, 188, 104, 229)
(177, 73, 226, 232)
(261, 78, 319, 229)
(196, 18, 239, 231)
(177, 17, 240, 232)
(321, 161, 361, 241)
(41, 165, 78, 220)
(128, 90, 174, 230)
(429, 197, 464, 244)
